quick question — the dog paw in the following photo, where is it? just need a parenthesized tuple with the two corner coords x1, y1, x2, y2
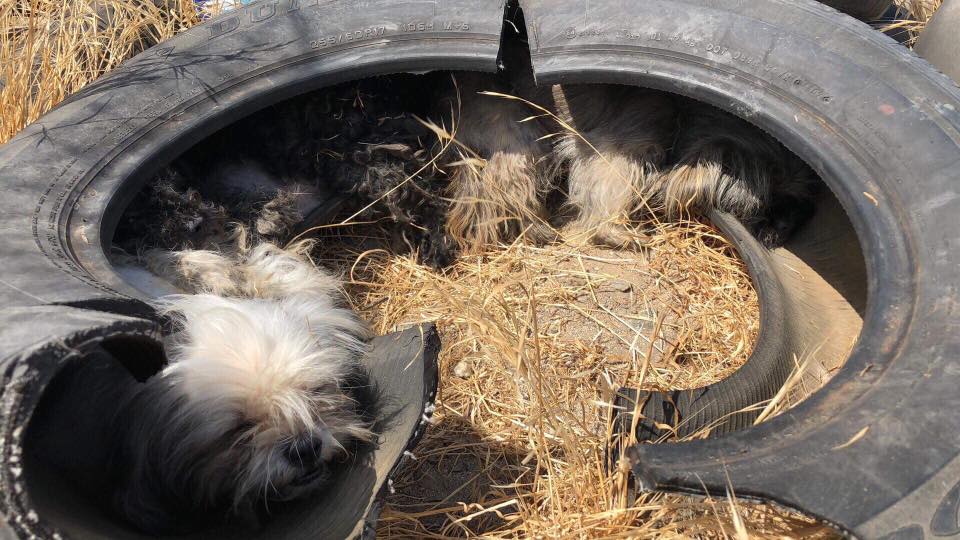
(752, 196, 816, 248)
(565, 219, 648, 251)
(753, 221, 791, 248)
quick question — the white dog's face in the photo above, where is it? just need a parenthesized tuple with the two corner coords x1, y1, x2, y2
(113, 293, 375, 533)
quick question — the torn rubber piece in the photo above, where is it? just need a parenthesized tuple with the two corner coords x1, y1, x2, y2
(1, 306, 164, 539)
(3, 309, 439, 540)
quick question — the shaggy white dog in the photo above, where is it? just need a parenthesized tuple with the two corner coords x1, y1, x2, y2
(34, 240, 376, 534)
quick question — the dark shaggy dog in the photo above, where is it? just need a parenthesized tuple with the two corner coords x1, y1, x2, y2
(660, 101, 820, 247)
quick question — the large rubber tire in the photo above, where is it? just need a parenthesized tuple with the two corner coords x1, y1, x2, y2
(0, 1, 504, 538)
(520, 1, 960, 538)
(1, 0, 959, 539)
(915, 0, 960, 84)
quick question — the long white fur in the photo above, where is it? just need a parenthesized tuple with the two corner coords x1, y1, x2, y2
(152, 290, 371, 497)
(101, 240, 374, 532)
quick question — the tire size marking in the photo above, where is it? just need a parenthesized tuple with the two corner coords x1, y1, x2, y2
(401, 21, 436, 33)
(207, 0, 477, 44)
(564, 26, 605, 40)
(311, 19, 471, 49)
(310, 26, 387, 49)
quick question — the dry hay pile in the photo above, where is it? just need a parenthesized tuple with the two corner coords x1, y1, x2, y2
(3, 0, 947, 537)
(311, 218, 834, 538)
(0, 0, 208, 143)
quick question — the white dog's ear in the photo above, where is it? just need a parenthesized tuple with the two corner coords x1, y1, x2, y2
(108, 386, 208, 535)
(113, 476, 185, 535)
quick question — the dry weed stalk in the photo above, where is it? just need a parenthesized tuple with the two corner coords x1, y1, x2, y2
(0, 0, 240, 144)
(883, 0, 944, 46)
(898, 0, 944, 23)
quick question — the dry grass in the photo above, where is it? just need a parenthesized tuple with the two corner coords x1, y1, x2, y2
(3, 0, 930, 537)
(306, 214, 838, 538)
(897, 0, 944, 24)
(0, 0, 218, 143)
(306, 96, 833, 537)
(883, 0, 944, 46)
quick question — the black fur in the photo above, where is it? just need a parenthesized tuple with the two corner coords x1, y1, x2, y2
(668, 100, 821, 248)
(116, 75, 459, 267)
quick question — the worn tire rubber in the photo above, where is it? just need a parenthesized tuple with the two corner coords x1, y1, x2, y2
(915, 0, 960, 84)
(0, 1, 505, 538)
(520, 0, 960, 538)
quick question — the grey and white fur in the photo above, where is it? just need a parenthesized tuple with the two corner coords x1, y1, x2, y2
(435, 70, 554, 251)
(444, 79, 818, 249)
(549, 84, 678, 246)
(659, 101, 819, 247)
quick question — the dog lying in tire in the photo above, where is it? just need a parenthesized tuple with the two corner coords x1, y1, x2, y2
(32, 239, 379, 534)
(30, 67, 822, 534)
(437, 78, 821, 251)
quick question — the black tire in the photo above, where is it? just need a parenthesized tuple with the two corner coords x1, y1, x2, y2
(520, 0, 960, 538)
(915, 0, 960, 84)
(819, 0, 892, 20)
(0, 1, 504, 538)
